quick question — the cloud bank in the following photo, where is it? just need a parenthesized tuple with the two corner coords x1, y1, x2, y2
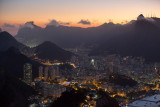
(46, 19, 70, 27)
(78, 19, 91, 25)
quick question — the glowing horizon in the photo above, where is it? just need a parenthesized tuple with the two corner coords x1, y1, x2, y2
(0, 0, 160, 35)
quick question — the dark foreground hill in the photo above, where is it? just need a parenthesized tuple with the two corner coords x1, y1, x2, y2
(0, 47, 41, 78)
(0, 31, 28, 52)
(0, 66, 36, 107)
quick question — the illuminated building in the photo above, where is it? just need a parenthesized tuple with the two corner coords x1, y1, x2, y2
(91, 59, 95, 66)
(109, 62, 114, 73)
(39, 66, 43, 78)
(44, 67, 49, 81)
(82, 102, 90, 107)
(56, 66, 60, 76)
(24, 63, 32, 85)
(50, 68, 56, 80)
(49, 65, 60, 80)
(42, 83, 66, 98)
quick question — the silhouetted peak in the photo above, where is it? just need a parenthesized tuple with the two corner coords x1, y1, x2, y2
(0, 31, 14, 40)
(35, 41, 73, 61)
(36, 41, 61, 51)
(0, 31, 11, 36)
(137, 14, 145, 20)
(135, 17, 157, 30)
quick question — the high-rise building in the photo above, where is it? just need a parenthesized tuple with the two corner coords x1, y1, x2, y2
(50, 68, 56, 80)
(56, 66, 60, 76)
(44, 67, 49, 81)
(39, 66, 43, 78)
(24, 63, 32, 85)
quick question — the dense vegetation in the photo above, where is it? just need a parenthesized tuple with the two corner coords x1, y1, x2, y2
(109, 74, 137, 87)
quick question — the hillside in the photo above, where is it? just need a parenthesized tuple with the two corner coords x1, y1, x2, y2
(109, 74, 137, 87)
(0, 31, 28, 52)
(0, 47, 41, 78)
(15, 21, 120, 48)
(0, 65, 36, 107)
(89, 15, 160, 62)
(34, 41, 73, 62)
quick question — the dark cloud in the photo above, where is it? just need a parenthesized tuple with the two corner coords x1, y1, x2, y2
(47, 19, 60, 27)
(47, 19, 70, 27)
(59, 22, 70, 25)
(3, 23, 15, 28)
(20, 21, 35, 29)
(78, 19, 91, 25)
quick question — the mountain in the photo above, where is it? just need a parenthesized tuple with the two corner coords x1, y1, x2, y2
(90, 15, 160, 62)
(0, 65, 36, 107)
(0, 31, 28, 52)
(17, 21, 43, 47)
(15, 21, 119, 48)
(0, 47, 41, 78)
(16, 15, 160, 49)
(34, 41, 73, 62)
(109, 74, 137, 87)
(15, 15, 160, 61)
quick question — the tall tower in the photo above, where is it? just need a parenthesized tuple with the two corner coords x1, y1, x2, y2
(50, 68, 56, 80)
(39, 66, 43, 79)
(44, 67, 49, 81)
(56, 66, 60, 76)
(24, 63, 32, 85)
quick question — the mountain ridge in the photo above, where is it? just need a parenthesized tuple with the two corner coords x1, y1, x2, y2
(0, 31, 29, 52)
(34, 41, 73, 62)
(89, 16, 160, 62)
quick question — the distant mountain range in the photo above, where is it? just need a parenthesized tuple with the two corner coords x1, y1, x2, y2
(90, 15, 160, 62)
(5, 14, 160, 62)
(34, 41, 73, 62)
(15, 21, 121, 48)
(16, 15, 160, 49)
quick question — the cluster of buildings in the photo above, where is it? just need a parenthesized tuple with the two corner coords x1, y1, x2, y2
(23, 63, 67, 107)
(22, 47, 160, 106)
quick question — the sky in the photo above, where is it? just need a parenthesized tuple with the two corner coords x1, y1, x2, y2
(0, 0, 160, 35)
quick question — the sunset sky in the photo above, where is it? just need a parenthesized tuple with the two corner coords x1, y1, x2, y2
(0, 0, 160, 35)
